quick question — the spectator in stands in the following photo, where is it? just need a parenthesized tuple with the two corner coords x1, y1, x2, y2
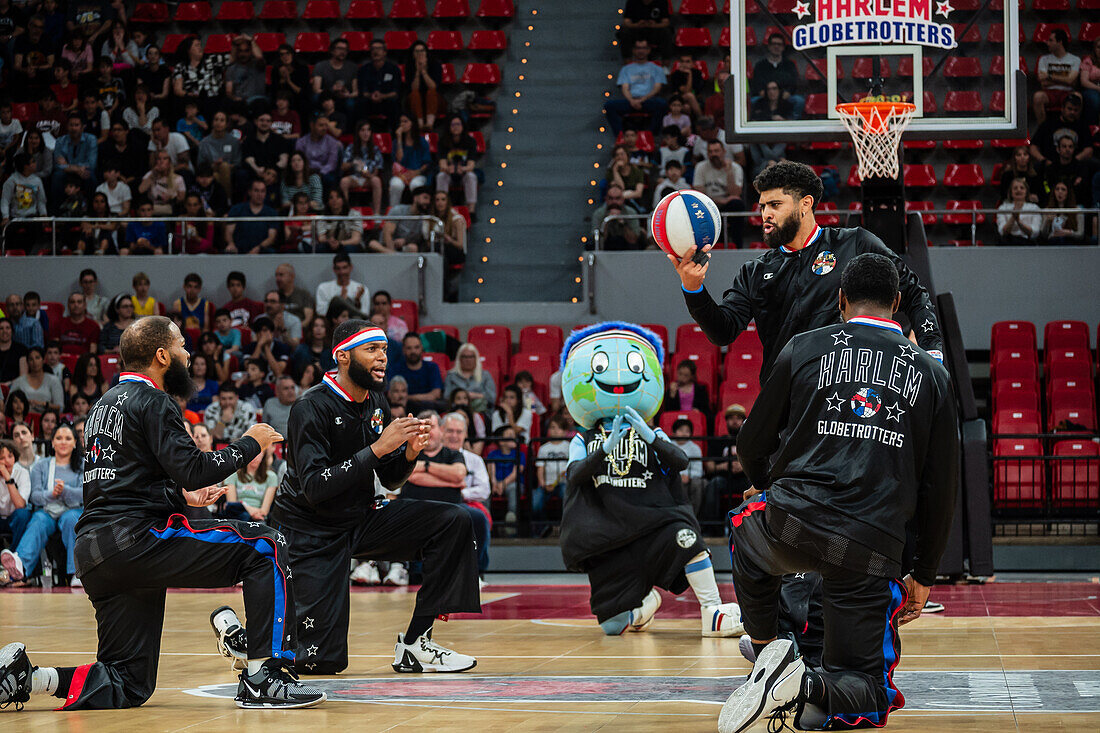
(440, 411, 491, 578)
(197, 332, 231, 382)
(315, 93, 347, 139)
(240, 109, 289, 200)
(1, 153, 48, 239)
(224, 180, 279, 254)
(666, 358, 711, 419)
(749, 82, 792, 175)
(606, 144, 646, 205)
(669, 54, 707, 119)
(448, 389, 485, 452)
(196, 111, 242, 196)
(89, 55, 125, 119)
(396, 332, 444, 411)
(444, 343, 495, 414)
(292, 315, 334, 378)
(486, 424, 524, 529)
(997, 177, 1043, 245)
(173, 272, 216, 332)
(693, 139, 745, 246)
(752, 34, 805, 121)
(437, 116, 481, 217)
(172, 35, 227, 120)
(121, 84, 158, 135)
(122, 198, 167, 254)
(532, 414, 570, 535)
(670, 417, 704, 516)
(9, 422, 36, 472)
(272, 46, 310, 121)
(433, 191, 467, 293)
(382, 185, 434, 252)
(491, 383, 533, 439)
(138, 149, 185, 215)
(3, 392, 29, 431)
(18, 129, 52, 189)
(0, 422, 82, 585)
(274, 263, 315, 325)
(70, 269, 107, 322)
(219, 272, 262, 329)
(12, 14, 56, 89)
(237, 357, 275, 410)
(10, 347, 63, 413)
(263, 290, 302, 349)
(604, 38, 667, 135)
(23, 295, 48, 345)
(68, 394, 92, 421)
(662, 96, 693, 137)
(618, 0, 672, 60)
(281, 151, 324, 214)
(212, 309, 241, 353)
(296, 362, 322, 391)
(513, 370, 545, 418)
(0, 102, 23, 158)
(401, 410, 468, 507)
(316, 188, 366, 253)
(176, 193, 215, 254)
(1033, 28, 1081, 128)
(311, 38, 358, 119)
(78, 91, 110, 144)
(189, 163, 229, 217)
(391, 114, 433, 205)
(1031, 92, 1094, 165)
(73, 192, 118, 255)
(60, 32, 94, 78)
(58, 292, 100, 354)
(702, 403, 748, 525)
(340, 120, 386, 216)
(0, 438, 32, 548)
(204, 382, 255, 443)
(42, 341, 67, 390)
(100, 19, 138, 68)
(31, 90, 65, 145)
(176, 99, 207, 150)
(223, 445, 278, 523)
(407, 40, 443, 132)
(137, 44, 171, 107)
(95, 161, 131, 215)
(359, 39, 403, 130)
(5, 294, 43, 350)
(68, 352, 103, 407)
(295, 115, 342, 191)
(315, 253, 367, 319)
(186, 352, 219, 413)
(1043, 133, 1091, 203)
(284, 193, 318, 252)
(653, 159, 690, 207)
(191, 421, 214, 453)
(224, 35, 267, 114)
(56, 175, 88, 230)
(149, 117, 193, 176)
(1079, 37, 1100, 123)
(241, 315, 292, 378)
(692, 115, 746, 167)
(130, 272, 158, 318)
(383, 378, 408, 420)
(52, 113, 97, 202)
(98, 122, 143, 186)
(1041, 180, 1086, 244)
(51, 59, 79, 113)
(367, 291, 407, 341)
(97, 294, 133, 353)
(262, 375, 297, 436)
(593, 183, 643, 250)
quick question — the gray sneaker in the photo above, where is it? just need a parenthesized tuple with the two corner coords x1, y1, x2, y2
(0, 642, 33, 711)
(235, 658, 326, 709)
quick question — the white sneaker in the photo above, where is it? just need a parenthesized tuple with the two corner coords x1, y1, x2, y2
(923, 599, 945, 613)
(392, 633, 477, 673)
(0, 549, 24, 582)
(350, 561, 381, 586)
(383, 563, 409, 586)
(702, 602, 745, 638)
(738, 634, 757, 663)
(628, 588, 662, 632)
(718, 639, 805, 733)
(210, 606, 248, 671)
(478, 577, 487, 591)
(70, 576, 82, 588)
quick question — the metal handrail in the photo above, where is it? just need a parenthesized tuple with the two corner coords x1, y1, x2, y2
(1, 214, 444, 256)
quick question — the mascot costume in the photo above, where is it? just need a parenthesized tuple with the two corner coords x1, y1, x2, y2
(559, 322, 744, 637)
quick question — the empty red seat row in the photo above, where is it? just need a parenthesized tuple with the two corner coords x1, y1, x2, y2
(994, 439, 1099, 509)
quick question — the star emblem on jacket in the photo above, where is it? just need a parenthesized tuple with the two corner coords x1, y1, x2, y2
(898, 343, 919, 361)
(342, 459, 354, 471)
(920, 319, 936, 333)
(247, 521, 261, 527)
(306, 645, 318, 656)
(831, 330, 852, 346)
(826, 392, 844, 412)
(303, 617, 315, 629)
(211, 452, 225, 465)
(230, 447, 242, 461)
(885, 403, 906, 422)
(115, 392, 129, 406)
(322, 468, 332, 480)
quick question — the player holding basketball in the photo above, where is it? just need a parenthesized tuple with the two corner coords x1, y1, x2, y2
(0, 316, 325, 711)
(668, 160, 945, 662)
(717, 254, 959, 732)
(210, 320, 481, 676)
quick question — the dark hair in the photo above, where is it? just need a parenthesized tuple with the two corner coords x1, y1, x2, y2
(26, 346, 44, 360)
(245, 357, 266, 373)
(514, 370, 533, 384)
(332, 318, 372, 348)
(218, 382, 239, 395)
(25, 292, 41, 304)
(189, 351, 211, 378)
(1050, 28, 1070, 45)
(676, 359, 697, 376)
(547, 414, 570, 432)
(4, 390, 29, 420)
(44, 339, 60, 351)
(74, 353, 104, 387)
(411, 185, 431, 198)
(372, 290, 392, 304)
(671, 418, 694, 435)
(752, 161, 825, 209)
(0, 439, 17, 459)
(184, 272, 202, 286)
(105, 293, 132, 324)
(333, 253, 351, 267)
(402, 331, 422, 344)
(226, 271, 246, 287)
(665, 159, 683, 171)
(195, 162, 214, 178)
(498, 384, 524, 422)
(13, 152, 31, 172)
(237, 447, 271, 483)
(768, 33, 786, 44)
(840, 253, 900, 310)
(79, 268, 98, 282)
(119, 316, 176, 370)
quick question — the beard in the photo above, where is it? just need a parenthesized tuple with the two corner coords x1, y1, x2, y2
(164, 355, 195, 401)
(348, 359, 385, 391)
(763, 210, 802, 249)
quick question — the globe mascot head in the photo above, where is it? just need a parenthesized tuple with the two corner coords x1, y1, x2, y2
(560, 322, 665, 430)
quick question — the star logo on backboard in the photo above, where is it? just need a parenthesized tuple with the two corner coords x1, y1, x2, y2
(826, 392, 844, 412)
(793, 0, 811, 19)
(898, 343, 919, 361)
(885, 403, 906, 422)
(832, 330, 852, 346)
(935, 0, 954, 18)
(303, 617, 315, 629)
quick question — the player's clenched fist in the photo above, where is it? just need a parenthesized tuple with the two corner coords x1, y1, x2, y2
(244, 423, 284, 450)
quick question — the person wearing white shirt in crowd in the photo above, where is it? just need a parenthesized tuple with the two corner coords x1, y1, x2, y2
(1033, 28, 1082, 127)
(0, 439, 33, 559)
(534, 415, 571, 537)
(653, 159, 690, 208)
(94, 163, 132, 215)
(441, 411, 492, 584)
(314, 252, 367, 320)
(997, 177, 1043, 244)
(68, 268, 109, 323)
(9, 347, 64, 413)
(670, 418, 705, 517)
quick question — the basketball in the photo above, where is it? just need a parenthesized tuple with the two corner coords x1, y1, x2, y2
(650, 190, 723, 259)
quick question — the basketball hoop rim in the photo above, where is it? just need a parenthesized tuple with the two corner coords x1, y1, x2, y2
(836, 101, 917, 135)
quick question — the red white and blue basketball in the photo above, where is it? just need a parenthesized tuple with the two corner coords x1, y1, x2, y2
(650, 190, 722, 258)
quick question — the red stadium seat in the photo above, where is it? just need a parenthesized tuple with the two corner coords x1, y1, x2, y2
(723, 347, 763, 383)
(421, 324, 460, 339)
(391, 299, 419, 332)
(992, 349, 1039, 383)
(294, 32, 330, 54)
(469, 30, 507, 52)
(944, 91, 983, 114)
(943, 139, 984, 151)
(803, 93, 827, 117)
(422, 352, 452, 373)
(806, 58, 842, 82)
(1079, 0, 1100, 9)
(659, 410, 707, 439)
(390, 0, 429, 19)
(254, 33, 286, 54)
(475, 0, 515, 19)
(992, 320, 1037, 352)
(943, 164, 985, 188)
(477, 355, 502, 389)
(216, 1, 254, 21)
(384, 31, 419, 51)
(719, 27, 731, 48)
(719, 379, 760, 415)
(1033, 0, 1070, 9)
(346, 0, 384, 19)
(519, 325, 564, 357)
(440, 63, 457, 84)
(423, 132, 439, 153)
(1048, 377, 1093, 404)
(428, 30, 464, 51)
(816, 201, 840, 226)
(11, 102, 38, 121)
(461, 63, 501, 86)
(1052, 440, 1100, 508)
(131, 3, 170, 24)
(160, 34, 188, 55)
(897, 56, 935, 77)
(1048, 389, 1097, 431)
(993, 438, 1045, 507)
(942, 200, 986, 226)
(1044, 320, 1090, 351)
(675, 323, 714, 355)
(259, 0, 298, 21)
(672, 351, 718, 400)
(640, 324, 670, 356)
(993, 381, 1040, 412)
(303, 0, 341, 20)
(903, 165, 936, 188)
(950, 23, 982, 44)
(851, 57, 891, 79)
(433, 0, 471, 20)
(372, 132, 393, 154)
(468, 325, 512, 377)
(675, 28, 713, 48)
(174, 2, 211, 23)
(993, 408, 1041, 435)
(680, 0, 719, 13)
(1046, 346, 1092, 374)
(341, 31, 374, 52)
(904, 200, 937, 225)
(1033, 23, 1071, 44)
(1079, 22, 1100, 42)
(204, 34, 236, 54)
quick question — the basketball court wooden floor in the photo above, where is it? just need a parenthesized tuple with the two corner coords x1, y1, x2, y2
(3, 580, 1099, 732)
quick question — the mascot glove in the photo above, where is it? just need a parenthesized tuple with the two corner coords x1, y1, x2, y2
(602, 414, 630, 454)
(623, 406, 656, 443)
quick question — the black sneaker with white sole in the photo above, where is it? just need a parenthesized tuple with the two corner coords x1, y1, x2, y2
(718, 638, 806, 733)
(235, 658, 326, 709)
(210, 606, 248, 671)
(0, 642, 33, 711)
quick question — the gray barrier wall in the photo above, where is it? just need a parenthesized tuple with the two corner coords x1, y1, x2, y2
(2, 248, 1097, 348)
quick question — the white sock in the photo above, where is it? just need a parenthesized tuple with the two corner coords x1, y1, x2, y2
(31, 667, 58, 695)
(247, 659, 268, 675)
(685, 551, 722, 607)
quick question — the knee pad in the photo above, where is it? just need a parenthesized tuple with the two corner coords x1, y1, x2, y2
(598, 611, 632, 636)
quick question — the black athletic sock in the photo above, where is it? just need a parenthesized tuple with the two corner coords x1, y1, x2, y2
(53, 667, 76, 699)
(404, 614, 434, 642)
(800, 669, 827, 705)
(751, 642, 769, 659)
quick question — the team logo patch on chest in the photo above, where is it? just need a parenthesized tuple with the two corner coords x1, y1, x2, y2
(371, 408, 384, 434)
(850, 388, 882, 418)
(812, 251, 837, 275)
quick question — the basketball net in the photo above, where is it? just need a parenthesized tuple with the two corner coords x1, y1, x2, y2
(836, 101, 916, 181)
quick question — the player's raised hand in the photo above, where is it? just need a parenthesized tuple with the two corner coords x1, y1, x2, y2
(244, 423, 284, 451)
(601, 414, 629, 455)
(407, 419, 432, 458)
(622, 406, 656, 443)
(373, 416, 424, 456)
(184, 485, 228, 507)
(668, 244, 712, 292)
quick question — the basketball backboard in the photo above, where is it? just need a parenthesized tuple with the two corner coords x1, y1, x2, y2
(726, 0, 1026, 141)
